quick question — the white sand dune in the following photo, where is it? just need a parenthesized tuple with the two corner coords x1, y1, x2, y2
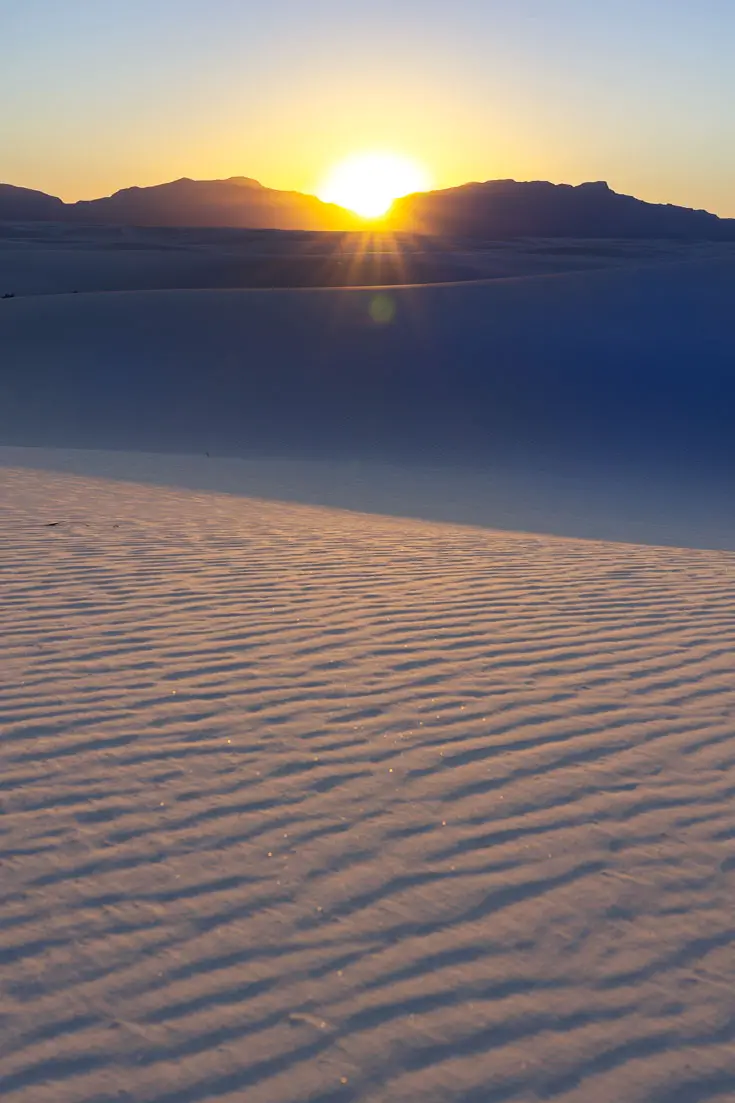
(2, 222, 733, 297)
(4, 260, 732, 494)
(2, 254, 735, 1099)
(2, 257, 735, 474)
(2, 445, 735, 554)
(2, 460, 735, 1102)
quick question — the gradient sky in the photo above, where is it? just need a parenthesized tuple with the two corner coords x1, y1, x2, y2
(2, 0, 734, 215)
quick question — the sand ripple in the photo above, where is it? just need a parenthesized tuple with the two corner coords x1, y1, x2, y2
(2, 466, 735, 1102)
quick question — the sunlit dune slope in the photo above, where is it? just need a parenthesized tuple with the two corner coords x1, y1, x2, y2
(2, 465, 735, 1102)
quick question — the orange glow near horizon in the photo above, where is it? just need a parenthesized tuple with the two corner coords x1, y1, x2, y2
(318, 152, 432, 219)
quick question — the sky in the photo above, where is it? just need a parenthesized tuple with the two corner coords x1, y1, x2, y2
(2, 0, 734, 216)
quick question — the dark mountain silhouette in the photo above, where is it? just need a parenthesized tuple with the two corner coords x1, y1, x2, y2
(70, 177, 363, 230)
(0, 177, 362, 231)
(0, 175, 733, 238)
(388, 179, 735, 240)
(0, 184, 66, 221)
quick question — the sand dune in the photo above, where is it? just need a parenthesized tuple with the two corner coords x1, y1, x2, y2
(2, 446, 734, 553)
(2, 259, 735, 472)
(2, 223, 733, 297)
(2, 252, 735, 1100)
(2, 462, 735, 1102)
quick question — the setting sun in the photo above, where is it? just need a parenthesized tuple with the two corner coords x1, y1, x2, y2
(318, 152, 431, 219)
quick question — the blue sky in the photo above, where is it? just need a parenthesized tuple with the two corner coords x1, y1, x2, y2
(2, 0, 733, 214)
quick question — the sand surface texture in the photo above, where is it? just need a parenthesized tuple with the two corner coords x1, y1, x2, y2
(2, 462, 735, 1102)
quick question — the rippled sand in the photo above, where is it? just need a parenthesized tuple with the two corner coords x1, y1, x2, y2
(2, 461, 735, 1102)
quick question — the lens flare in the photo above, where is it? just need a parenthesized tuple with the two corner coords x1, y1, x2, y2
(369, 293, 396, 324)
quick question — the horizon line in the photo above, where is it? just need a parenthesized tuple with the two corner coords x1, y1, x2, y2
(2, 174, 732, 222)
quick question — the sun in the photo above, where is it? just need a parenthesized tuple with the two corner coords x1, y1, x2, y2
(318, 152, 431, 219)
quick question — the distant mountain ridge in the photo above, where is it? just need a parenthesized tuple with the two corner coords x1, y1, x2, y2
(1, 176, 734, 239)
(0, 184, 66, 221)
(388, 179, 735, 240)
(70, 177, 365, 231)
(0, 177, 363, 232)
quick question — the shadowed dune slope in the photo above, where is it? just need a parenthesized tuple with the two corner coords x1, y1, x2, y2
(2, 466, 735, 1102)
(2, 445, 734, 553)
(1, 259, 734, 473)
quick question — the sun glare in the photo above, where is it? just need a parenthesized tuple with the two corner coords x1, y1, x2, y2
(319, 152, 431, 219)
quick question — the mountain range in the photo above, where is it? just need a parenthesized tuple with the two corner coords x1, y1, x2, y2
(392, 180, 735, 240)
(0, 177, 364, 232)
(1, 176, 734, 239)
